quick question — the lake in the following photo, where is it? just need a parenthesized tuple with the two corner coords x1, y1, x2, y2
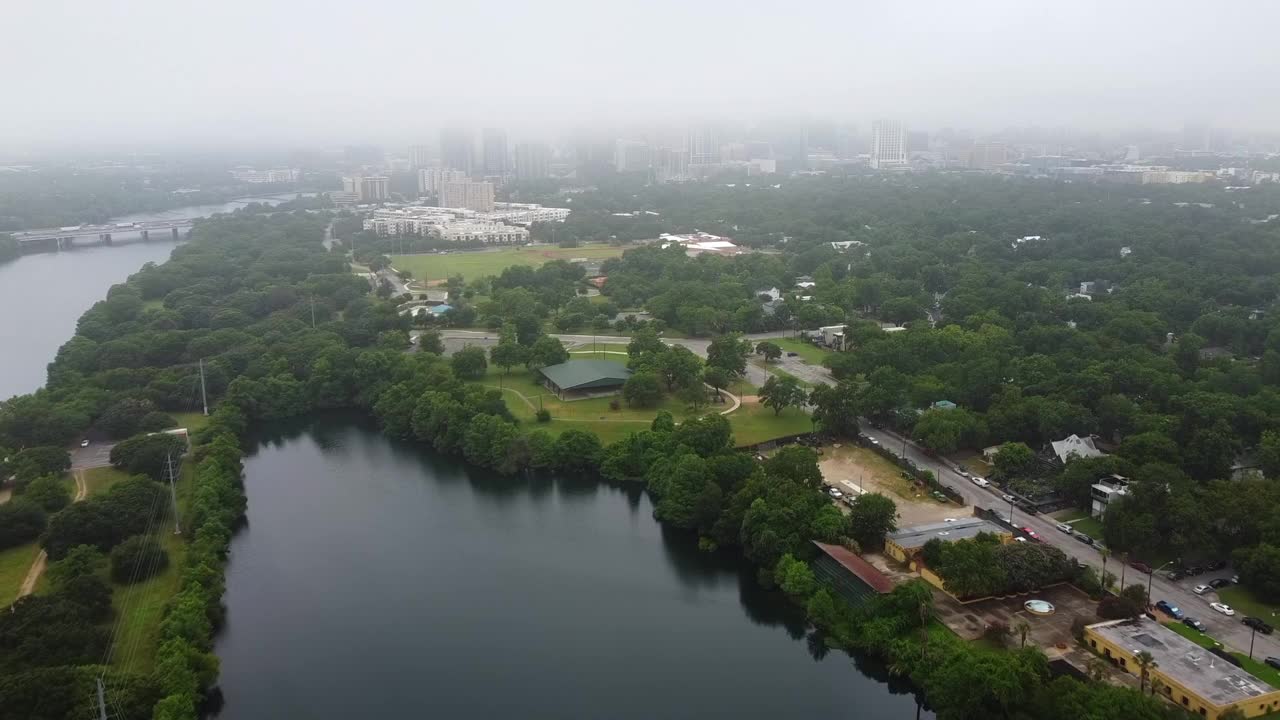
(214, 415, 931, 719)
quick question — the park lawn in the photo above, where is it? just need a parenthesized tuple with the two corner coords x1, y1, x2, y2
(170, 411, 211, 434)
(390, 243, 625, 283)
(0, 542, 41, 606)
(774, 338, 832, 366)
(85, 466, 133, 497)
(1053, 508, 1090, 523)
(1068, 516, 1105, 539)
(728, 378, 758, 395)
(1163, 621, 1280, 687)
(1218, 585, 1280, 623)
(107, 459, 194, 675)
(728, 402, 812, 447)
(956, 454, 993, 478)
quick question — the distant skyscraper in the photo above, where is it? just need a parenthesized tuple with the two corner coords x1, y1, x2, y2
(408, 144, 432, 170)
(870, 120, 907, 169)
(687, 126, 718, 166)
(439, 128, 474, 176)
(514, 143, 551, 180)
(342, 175, 390, 202)
(418, 168, 468, 195)
(482, 128, 509, 177)
(440, 180, 496, 212)
(655, 147, 689, 183)
(614, 140, 651, 172)
(970, 142, 1008, 171)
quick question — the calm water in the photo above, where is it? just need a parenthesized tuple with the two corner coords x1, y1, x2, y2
(215, 415, 931, 719)
(0, 194, 305, 400)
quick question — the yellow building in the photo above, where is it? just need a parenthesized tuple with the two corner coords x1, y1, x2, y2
(884, 517, 1012, 566)
(1084, 618, 1280, 719)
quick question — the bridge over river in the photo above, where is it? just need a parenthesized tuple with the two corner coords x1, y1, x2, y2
(12, 219, 194, 250)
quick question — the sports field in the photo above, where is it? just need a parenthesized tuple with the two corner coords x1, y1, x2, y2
(390, 243, 625, 283)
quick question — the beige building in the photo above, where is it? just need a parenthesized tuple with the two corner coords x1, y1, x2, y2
(439, 181, 495, 212)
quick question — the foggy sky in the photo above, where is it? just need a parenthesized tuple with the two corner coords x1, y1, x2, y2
(5, 0, 1279, 151)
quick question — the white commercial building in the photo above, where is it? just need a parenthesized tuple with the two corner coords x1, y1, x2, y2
(231, 167, 299, 183)
(487, 202, 571, 225)
(659, 232, 742, 257)
(870, 120, 908, 169)
(438, 222, 528, 244)
(440, 181, 495, 212)
(343, 175, 390, 202)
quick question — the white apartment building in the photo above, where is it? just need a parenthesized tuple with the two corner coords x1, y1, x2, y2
(231, 167, 299, 183)
(439, 181, 495, 212)
(439, 222, 528, 244)
(1142, 170, 1211, 185)
(343, 175, 390, 202)
(419, 168, 469, 195)
(487, 202, 571, 224)
(870, 120, 908, 169)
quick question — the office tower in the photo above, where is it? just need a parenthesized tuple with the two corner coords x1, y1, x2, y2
(342, 175, 390, 202)
(408, 145, 432, 170)
(439, 180, 496, 212)
(418, 168, 469, 195)
(870, 120, 907, 169)
(614, 140, 652, 172)
(970, 142, 1009, 171)
(514, 143, 551, 180)
(654, 147, 689, 183)
(439, 128, 474, 176)
(481, 128, 509, 177)
(687, 125, 718, 166)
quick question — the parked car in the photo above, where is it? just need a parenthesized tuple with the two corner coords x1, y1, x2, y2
(1155, 600, 1185, 620)
(1266, 657, 1280, 671)
(1187, 565, 1206, 576)
(80, 439, 90, 448)
(827, 487, 843, 499)
(786, 351, 799, 357)
(1014, 537, 1028, 543)
(1183, 617, 1207, 632)
(1074, 533, 1094, 546)
(1193, 584, 1212, 595)
(1210, 602, 1236, 616)
(1209, 578, 1232, 589)
(972, 477, 991, 488)
(1244, 617, 1275, 635)
(1232, 575, 1240, 584)
(1210, 647, 1243, 667)
(1018, 502, 1040, 515)
(1129, 561, 1153, 574)
(1022, 527, 1040, 541)
(1002, 493, 1016, 503)
(958, 470, 971, 478)
(1207, 559, 1228, 571)
(1055, 523, 1073, 534)
(1165, 570, 1185, 581)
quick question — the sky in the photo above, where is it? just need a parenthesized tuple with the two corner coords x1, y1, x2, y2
(4, 0, 1280, 151)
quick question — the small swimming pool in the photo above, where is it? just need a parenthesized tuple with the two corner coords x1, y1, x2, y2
(1024, 600, 1055, 615)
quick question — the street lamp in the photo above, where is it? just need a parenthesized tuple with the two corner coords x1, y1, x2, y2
(1147, 560, 1179, 607)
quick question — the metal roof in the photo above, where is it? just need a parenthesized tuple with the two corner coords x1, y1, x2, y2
(886, 517, 1008, 549)
(537, 360, 632, 390)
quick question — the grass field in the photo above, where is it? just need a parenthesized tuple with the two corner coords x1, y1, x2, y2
(1163, 621, 1280, 687)
(85, 466, 132, 496)
(106, 459, 194, 674)
(390, 243, 625, 283)
(1068, 517, 1106, 539)
(0, 542, 41, 606)
(1218, 585, 1280, 623)
(774, 338, 833, 366)
(171, 411, 211, 434)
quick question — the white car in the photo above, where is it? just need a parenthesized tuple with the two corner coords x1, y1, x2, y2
(1210, 602, 1235, 616)
(971, 477, 990, 488)
(1056, 523, 1073, 534)
(1014, 537, 1028, 543)
(958, 470, 971, 478)
(1193, 584, 1212, 595)
(827, 487, 843, 499)
(943, 518, 957, 523)
(80, 439, 90, 448)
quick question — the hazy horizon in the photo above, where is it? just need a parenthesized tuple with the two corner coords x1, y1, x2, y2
(5, 0, 1280, 151)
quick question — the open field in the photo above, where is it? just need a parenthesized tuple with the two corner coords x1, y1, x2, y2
(107, 459, 193, 674)
(85, 466, 133, 496)
(773, 338, 833, 366)
(171, 411, 211, 434)
(0, 543, 41, 606)
(819, 445, 954, 524)
(391, 243, 625, 283)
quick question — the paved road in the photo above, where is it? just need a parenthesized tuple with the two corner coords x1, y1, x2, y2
(858, 423, 1280, 661)
(70, 441, 114, 470)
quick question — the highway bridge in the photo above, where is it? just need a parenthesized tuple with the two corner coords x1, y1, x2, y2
(12, 219, 194, 249)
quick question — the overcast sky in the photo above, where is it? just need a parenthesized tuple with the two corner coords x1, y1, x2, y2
(4, 0, 1279, 151)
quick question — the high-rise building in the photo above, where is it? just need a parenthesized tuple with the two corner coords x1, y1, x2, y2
(439, 128, 474, 176)
(482, 128, 509, 177)
(687, 126, 718, 166)
(614, 140, 651, 173)
(870, 120, 907, 169)
(419, 168, 469, 195)
(514, 143, 551, 180)
(654, 147, 689, 183)
(408, 145, 432, 170)
(342, 175, 390, 202)
(970, 142, 1009, 171)
(440, 180, 496, 212)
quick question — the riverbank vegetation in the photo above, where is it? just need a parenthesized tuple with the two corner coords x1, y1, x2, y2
(7, 173, 1277, 717)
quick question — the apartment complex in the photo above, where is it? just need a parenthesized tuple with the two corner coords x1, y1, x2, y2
(230, 167, 299, 184)
(870, 120, 908, 169)
(439, 180, 495, 212)
(342, 175, 390, 202)
(418, 168, 469, 195)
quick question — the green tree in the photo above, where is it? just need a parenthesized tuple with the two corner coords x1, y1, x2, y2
(759, 375, 805, 416)
(489, 340, 527, 375)
(707, 333, 752, 376)
(847, 493, 899, 549)
(775, 554, 817, 597)
(1134, 650, 1157, 695)
(764, 446, 823, 488)
(678, 381, 709, 411)
(548, 429, 602, 476)
(0, 500, 46, 550)
(109, 433, 187, 481)
(656, 346, 703, 391)
(450, 346, 488, 380)
(756, 341, 783, 363)
(623, 372, 663, 408)
(109, 535, 170, 584)
(993, 442, 1036, 479)
(703, 367, 731, 403)
(809, 380, 862, 437)
(417, 330, 445, 354)
(18, 475, 71, 513)
(527, 335, 570, 369)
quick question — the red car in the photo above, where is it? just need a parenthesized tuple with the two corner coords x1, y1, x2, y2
(1022, 527, 1040, 541)
(1129, 561, 1153, 574)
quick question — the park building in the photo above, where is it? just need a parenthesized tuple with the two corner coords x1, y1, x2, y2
(536, 360, 631, 401)
(1085, 618, 1280, 719)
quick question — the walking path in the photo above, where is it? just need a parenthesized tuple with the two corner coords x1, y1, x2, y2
(14, 470, 87, 602)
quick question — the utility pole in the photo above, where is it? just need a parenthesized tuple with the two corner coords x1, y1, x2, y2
(198, 359, 209, 416)
(96, 678, 108, 720)
(166, 453, 181, 535)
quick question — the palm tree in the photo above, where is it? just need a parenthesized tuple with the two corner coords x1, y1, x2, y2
(1087, 657, 1110, 682)
(1100, 548, 1110, 592)
(1015, 620, 1031, 648)
(1135, 650, 1158, 695)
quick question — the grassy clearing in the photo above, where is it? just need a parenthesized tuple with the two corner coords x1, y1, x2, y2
(1218, 585, 1280, 623)
(390, 243, 625, 283)
(84, 466, 133, 497)
(1069, 517, 1105, 539)
(727, 402, 812, 446)
(1054, 508, 1090, 522)
(106, 459, 193, 675)
(1163, 621, 1280, 687)
(957, 455, 993, 477)
(170, 411, 211, 434)
(0, 543, 41, 606)
(728, 378, 759, 395)
(773, 338, 832, 366)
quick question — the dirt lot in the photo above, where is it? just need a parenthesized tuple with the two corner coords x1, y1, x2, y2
(818, 445, 958, 525)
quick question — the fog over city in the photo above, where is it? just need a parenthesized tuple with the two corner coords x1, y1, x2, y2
(5, 0, 1280, 150)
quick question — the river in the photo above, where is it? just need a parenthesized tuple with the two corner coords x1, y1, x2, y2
(214, 415, 931, 719)
(0, 193, 306, 400)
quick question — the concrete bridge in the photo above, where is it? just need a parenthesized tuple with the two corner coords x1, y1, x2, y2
(12, 219, 194, 250)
